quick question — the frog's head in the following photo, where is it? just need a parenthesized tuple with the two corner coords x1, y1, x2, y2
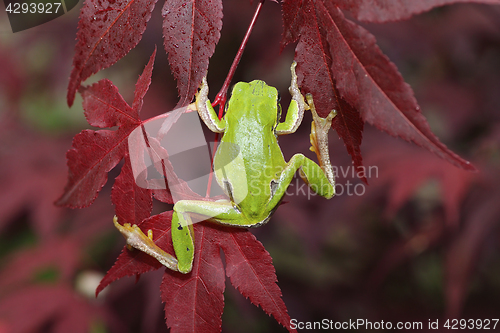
(228, 80, 281, 129)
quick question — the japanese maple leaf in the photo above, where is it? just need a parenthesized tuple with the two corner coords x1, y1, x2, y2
(336, 0, 500, 22)
(281, 0, 479, 178)
(98, 213, 295, 332)
(67, 0, 158, 106)
(111, 156, 153, 226)
(67, 0, 222, 107)
(57, 49, 156, 208)
(163, 0, 223, 107)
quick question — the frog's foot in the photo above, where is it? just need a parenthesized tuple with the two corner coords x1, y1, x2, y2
(289, 61, 308, 112)
(194, 77, 224, 133)
(276, 61, 307, 135)
(113, 216, 179, 272)
(306, 94, 336, 186)
(195, 77, 209, 106)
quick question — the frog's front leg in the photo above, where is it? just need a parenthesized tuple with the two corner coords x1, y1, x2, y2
(276, 61, 307, 135)
(195, 77, 225, 133)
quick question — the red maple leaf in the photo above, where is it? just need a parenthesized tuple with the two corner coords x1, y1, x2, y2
(336, 0, 500, 22)
(111, 156, 153, 226)
(67, 0, 223, 107)
(161, 224, 226, 333)
(162, 0, 223, 107)
(67, 0, 158, 106)
(57, 49, 156, 208)
(220, 228, 292, 330)
(281, 0, 477, 177)
(331, 96, 366, 183)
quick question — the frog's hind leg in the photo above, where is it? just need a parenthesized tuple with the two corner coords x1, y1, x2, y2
(266, 153, 335, 212)
(172, 199, 247, 273)
(113, 216, 179, 272)
(306, 94, 336, 187)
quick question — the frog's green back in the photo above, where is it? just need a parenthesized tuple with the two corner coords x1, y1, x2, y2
(214, 80, 287, 216)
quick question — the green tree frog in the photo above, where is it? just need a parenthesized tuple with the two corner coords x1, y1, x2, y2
(114, 62, 337, 273)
